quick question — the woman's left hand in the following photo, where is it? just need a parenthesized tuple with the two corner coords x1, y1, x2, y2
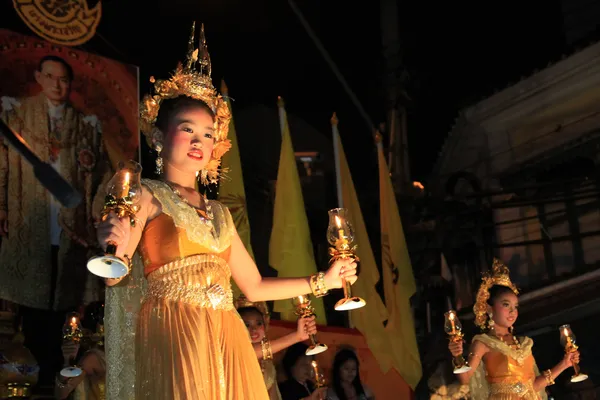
(561, 351, 580, 368)
(324, 258, 357, 289)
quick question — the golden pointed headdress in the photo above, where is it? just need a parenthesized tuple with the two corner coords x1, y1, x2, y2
(234, 294, 270, 327)
(473, 258, 519, 329)
(140, 22, 232, 184)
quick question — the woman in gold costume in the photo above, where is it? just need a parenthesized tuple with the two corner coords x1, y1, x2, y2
(235, 295, 318, 400)
(98, 23, 357, 400)
(448, 259, 580, 400)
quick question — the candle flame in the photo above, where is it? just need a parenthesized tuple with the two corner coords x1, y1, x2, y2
(449, 312, 455, 321)
(71, 317, 76, 324)
(335, 215, 341, 228)
(124, 172, 130, 186)
(311, 360, 318, 367)
(563, 327, 569, 336)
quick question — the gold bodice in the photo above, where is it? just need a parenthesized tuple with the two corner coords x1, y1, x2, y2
(139, 213, 231, 276)
(137, 179, 236, 310)
(484, 350, 536, 384)
(470, 334, 542, 400)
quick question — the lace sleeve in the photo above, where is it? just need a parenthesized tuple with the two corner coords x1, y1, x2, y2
(105, 252, 147, 400)
(533, 359, 549, 400)
(469, 361, 490, 400)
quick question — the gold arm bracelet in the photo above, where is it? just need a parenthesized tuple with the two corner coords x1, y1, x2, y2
(261, 338, 272, 360)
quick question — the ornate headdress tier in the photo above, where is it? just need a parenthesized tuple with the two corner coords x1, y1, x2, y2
(234, 294, 270, 327)
(140, 22, 232, 184)
(473, 258, 519, 329)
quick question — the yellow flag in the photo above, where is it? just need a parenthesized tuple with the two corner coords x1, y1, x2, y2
(332, 115, 391, 371)
(218, 80, 253, 298)
(269, 98, 326, 325)
(377, 135, 422, 389)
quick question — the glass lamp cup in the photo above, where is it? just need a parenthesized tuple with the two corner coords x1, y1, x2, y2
(87, 160, 142, 278)
(327, 208, 365, 311)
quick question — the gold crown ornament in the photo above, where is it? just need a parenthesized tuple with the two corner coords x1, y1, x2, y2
(234, 294, 270, 328)
(473, 258, 519, 329)
(140, 22, 232, 185)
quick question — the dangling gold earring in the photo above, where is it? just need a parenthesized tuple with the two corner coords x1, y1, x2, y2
(487, 312, 495, 329)
(508, 326, 514, 335)
(155, 142, 163, 176)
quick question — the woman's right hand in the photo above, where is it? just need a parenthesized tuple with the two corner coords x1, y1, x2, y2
(448, 340, 464, 357)
(296, 316, 317, 341)
(309, 387, 328, 400)
(96, 212, 131, 252)
(61, 341, 79, 366)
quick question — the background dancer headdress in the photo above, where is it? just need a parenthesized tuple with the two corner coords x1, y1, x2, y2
(473, 258, 519, 329)
(139, 22, 232, 184)
(235, 294, 271, 328)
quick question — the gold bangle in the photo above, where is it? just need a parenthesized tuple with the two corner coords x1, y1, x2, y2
(310, 272, 329, 298)
(543, 369, 555, 386)
(261, 338, 272, 360)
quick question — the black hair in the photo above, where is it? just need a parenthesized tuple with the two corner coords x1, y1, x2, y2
(332, 349, 366, 400)
(155, 96, 215, 133)
(237, 307, 264, 322)
(38, 55, 74, 82)
(487, 285, 517, 306)
(282, 342, 309, 380)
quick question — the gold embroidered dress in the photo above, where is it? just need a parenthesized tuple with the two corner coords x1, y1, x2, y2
(469, 334, 547, 400)
(105, 179, 268, 400)
(262, 352, 282, 400)
(72, 348, 106, 400)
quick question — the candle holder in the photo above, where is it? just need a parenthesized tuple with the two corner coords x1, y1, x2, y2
(60, 312, 83, 378)
(87, 160, 142, 278)
(293, 295, 328, 356)
(311, 360, 327, 388)
(326, 208, 365, 311)
(559, 324, 588, 383)
(444, 310, 471, 374)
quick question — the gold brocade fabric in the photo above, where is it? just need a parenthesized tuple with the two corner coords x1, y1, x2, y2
(262, 360, 282, 400)
(469, 334, 547, 400)
(73, 349, 106, 400)
(107, 179, 268, 400)
(0, 93, 107, 310)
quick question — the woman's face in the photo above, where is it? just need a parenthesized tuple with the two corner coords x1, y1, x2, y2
(162, 106, 215, 175)
(241, 310, 266, 344)
(339, 359, 358, 384)
(291, 355, 312, 383)
(490, 291, 519, 329)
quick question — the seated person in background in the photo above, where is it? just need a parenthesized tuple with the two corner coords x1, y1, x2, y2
(279, 343, 328, 400)
(327, 348, 374, 400)
(236, 295, 318, 400)
(55, 302, 105, 399)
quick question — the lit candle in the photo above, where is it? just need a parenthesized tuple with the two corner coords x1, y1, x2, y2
(449, 311, 456, 335)
(122, 172, 130, 198)
(311, 360, 319, 380)
(563, 328, 572, 346)
(335, 215, 344, 240)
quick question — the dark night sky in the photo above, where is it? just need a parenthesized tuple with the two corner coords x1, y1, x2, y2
(1, 0, 571, 182)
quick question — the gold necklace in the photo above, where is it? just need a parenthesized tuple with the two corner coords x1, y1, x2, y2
(163, 181, 213, 223)
(496, 332, 521, 349)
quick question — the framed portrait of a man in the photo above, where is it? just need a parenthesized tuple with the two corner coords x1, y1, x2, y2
(0, 28, 139, 313)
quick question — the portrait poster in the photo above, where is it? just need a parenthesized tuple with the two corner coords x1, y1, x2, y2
(0, 28, 139, 310)
(0, 28, 139, 166)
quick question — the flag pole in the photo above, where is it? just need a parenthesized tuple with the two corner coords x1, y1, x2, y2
(331, 113, 344, 209)
(277, 97, 286, 137)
